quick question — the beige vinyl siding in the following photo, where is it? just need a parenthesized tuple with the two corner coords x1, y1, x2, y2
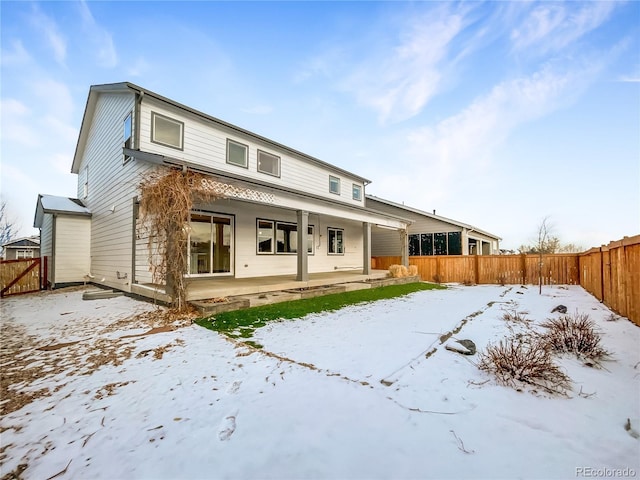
(75, 91, 155, 291)
(137, 98, 366, 208)
(40, 215, 54, 285)
(53, 216, 91, 283)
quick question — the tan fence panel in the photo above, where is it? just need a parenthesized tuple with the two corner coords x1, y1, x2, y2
(579, 248, 603, 301)
(0, 258, 42, 297)
(477, 255, 525, 285)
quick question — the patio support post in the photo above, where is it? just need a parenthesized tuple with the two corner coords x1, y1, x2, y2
(401, 227, 409, 267)
(296, 210, 309, 282)
(362, 222, 371, 274)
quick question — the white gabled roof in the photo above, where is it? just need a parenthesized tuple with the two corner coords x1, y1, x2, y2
(33, 194, 91, 228)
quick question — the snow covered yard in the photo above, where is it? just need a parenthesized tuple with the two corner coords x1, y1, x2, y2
(1, 284, 638, 480)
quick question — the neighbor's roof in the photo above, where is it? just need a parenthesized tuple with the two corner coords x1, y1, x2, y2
(71, 82, 372, 185)
(33, 194, 91, 228)
(1, 236, 40, 248)
(366, 195, 502, 240)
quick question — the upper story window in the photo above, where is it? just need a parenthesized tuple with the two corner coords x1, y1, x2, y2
(352, 184, 362, 201)
(151, 112, 183, 150)
(329, 176, 340, 195)
(124, 113, 132, 148)
(227, 139, 248, 168)
(83, 165, 89, 199)
(123, 112, 133, 163)
(257, 150, 280, 177)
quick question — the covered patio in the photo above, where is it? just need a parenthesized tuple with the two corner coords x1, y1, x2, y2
(131, 269, 392, 303)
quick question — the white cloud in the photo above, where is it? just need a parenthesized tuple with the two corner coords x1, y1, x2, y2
(394, 60, 603, 206)
(78, 0, 118, 68)
(30, 78, 75, 120)
(0, 99, 38, 147)
(30, 4, 67, 65)
(1, 98, 30, 117)
(511, 2, 619, 54)
(0, 39, 32, 67)
(342, 5, 469, 124)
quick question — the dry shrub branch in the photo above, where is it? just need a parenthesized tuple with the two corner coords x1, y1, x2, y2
(138, 169, 221, 310)
(478, 338, 571, 395)
(540, 313, 609, 362)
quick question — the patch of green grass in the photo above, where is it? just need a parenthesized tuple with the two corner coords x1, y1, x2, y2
(194, 282, 445, 338)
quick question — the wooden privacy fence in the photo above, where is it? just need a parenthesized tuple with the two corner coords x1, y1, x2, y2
(372, 235, 639, 326)
(579, 236, 639, 326)
(0, 257, 46, 297)
(372, 254, 580, 286)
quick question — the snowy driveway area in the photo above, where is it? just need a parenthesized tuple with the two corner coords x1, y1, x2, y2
(1, 285, 638, 479)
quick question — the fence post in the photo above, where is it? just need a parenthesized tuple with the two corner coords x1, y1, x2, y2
(520, 253, 527, 285)
(474, 254, 480, 285)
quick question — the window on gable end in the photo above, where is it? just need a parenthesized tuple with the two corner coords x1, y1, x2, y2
(123, 112, 133, 163)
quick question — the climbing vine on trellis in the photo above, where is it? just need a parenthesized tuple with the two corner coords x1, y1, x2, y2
(138, 169, 221, 311)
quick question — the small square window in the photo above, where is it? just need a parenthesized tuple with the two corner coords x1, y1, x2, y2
(257, 150, 280, 177)
(227, 139, 248, 168)
(151, 112, 183, 150)
(329, 176, 340, 195)
(352, 184, 362, 201)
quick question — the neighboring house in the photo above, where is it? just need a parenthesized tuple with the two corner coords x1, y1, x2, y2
(367, 195, 501, 256)
(34, 82, 409, 299)
(33, 195, 91, 288)
(1, 236, 40, 260)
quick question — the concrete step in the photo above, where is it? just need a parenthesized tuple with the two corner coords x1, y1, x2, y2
(82, 289, 124, 301)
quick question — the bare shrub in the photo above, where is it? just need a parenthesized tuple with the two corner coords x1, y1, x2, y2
(540, 313, 609, 361)
(478, 338, 571, 395)
(407, 265, 418, 277)
(501, 307, 530, 325)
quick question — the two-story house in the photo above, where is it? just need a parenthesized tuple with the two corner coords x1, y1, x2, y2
(34, 82, 410, 300)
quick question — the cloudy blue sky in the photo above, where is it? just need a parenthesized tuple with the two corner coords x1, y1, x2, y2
(1, 1, 638, 250)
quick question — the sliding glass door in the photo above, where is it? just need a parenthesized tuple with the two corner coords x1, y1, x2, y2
(188, 213, 233, 275)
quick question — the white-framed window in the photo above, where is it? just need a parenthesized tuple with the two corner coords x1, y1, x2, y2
(329, 176, 340, 195)
(16, 250, 35, 259)
(227, 139, 248, 168)
(257, 219, 274, 254)
(258, 219, 314, 255)
(123, 112, 133, 163)
(352, 184, 362, 201)
(151, 112, 184, 150)
(187, 212, 234, 275)
(328, 227, 344, 254)
(257, 150, 280, 177)
(83, 165, 89, 199)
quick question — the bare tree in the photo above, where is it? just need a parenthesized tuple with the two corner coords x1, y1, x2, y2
(0, 199, 18, 248)
(535, 216, 554, 294)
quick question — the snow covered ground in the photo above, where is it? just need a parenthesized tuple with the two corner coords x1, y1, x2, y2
(1, 284, 638, 480)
